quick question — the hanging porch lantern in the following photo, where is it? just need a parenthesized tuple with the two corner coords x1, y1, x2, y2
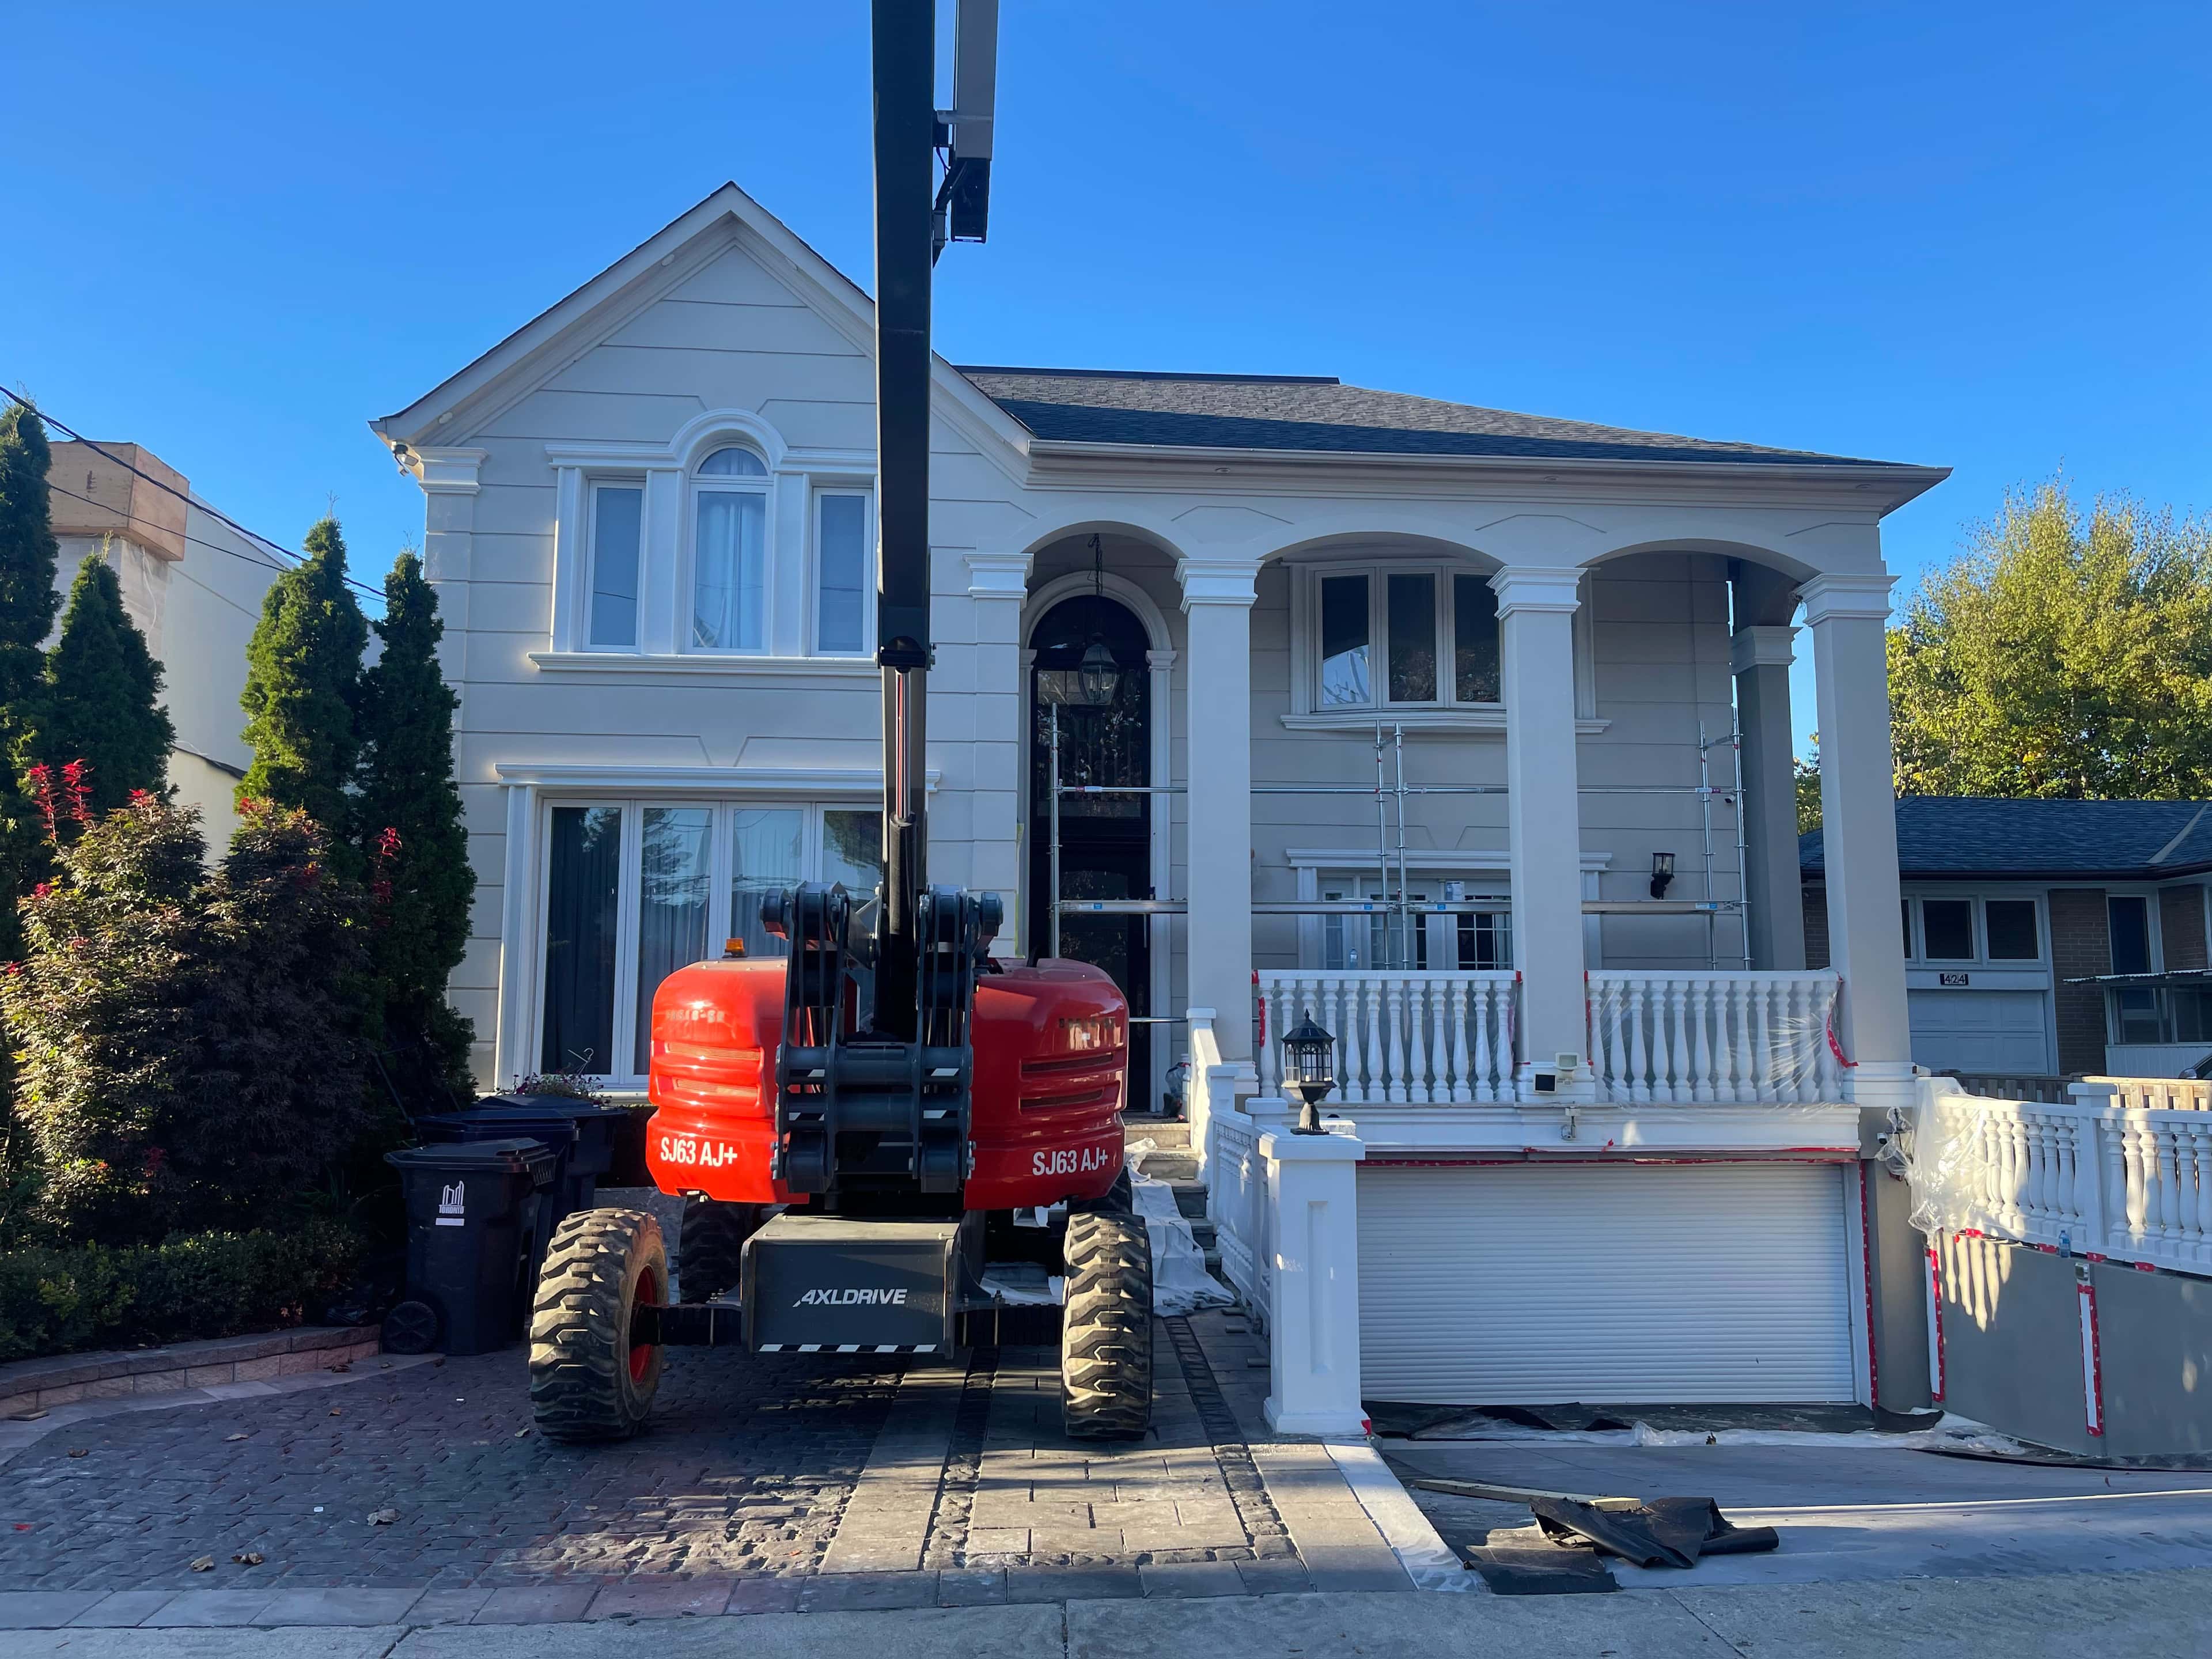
(1077, 635, 1122, 707)
(1281, 1009, 1338, 1135)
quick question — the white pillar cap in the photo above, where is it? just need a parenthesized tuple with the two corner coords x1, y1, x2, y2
(1488, 566, 1582, 617)
(1798, 573, 1896, 625)
(1730, 623, 1798, 673)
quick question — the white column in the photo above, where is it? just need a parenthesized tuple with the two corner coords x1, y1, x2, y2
(1801, 574, 1913, 1111)
(1260, 1128, 1367, 1437)
(1732, 623, 1808, 971)
(964, 551, 1030, 956)
(1493, 567, 1591, 1101)
(1179, 555, 1258, 1061)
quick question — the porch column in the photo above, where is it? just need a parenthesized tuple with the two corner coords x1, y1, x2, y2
(1179, 555, 1258, 1061)
(1801, 574, 1913, 1111)
(1493, 567, 1591, 1100)
(1732, 623, 1808, 971)
(964, 550, 1030, 956)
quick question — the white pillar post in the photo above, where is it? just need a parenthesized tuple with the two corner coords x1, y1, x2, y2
(964, 551, 1031, 956)
(1732, 623, 1808, 971)
(1801, 574, 1913, 1111)
(1260, 1128, 1368, 1437)
(1493, 567, 1592, 1101)
(1179, 555, 1258, 1061)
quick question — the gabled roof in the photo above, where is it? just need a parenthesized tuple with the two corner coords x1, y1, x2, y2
(956, 366, 1915, 470)
(368, 183, 1027, 458)
(1801, 797, 2212, 882)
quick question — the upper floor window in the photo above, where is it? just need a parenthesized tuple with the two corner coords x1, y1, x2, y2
(815, 490, 872, 655)
(588, 484, 643, 648)
(1315, 568, 1501, 711)
(691, 445, 769, 653)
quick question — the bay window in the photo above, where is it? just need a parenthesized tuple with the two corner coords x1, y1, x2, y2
(537, 798, 884, 1084)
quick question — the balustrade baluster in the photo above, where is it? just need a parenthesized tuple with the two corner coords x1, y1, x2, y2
(1626, 980, 1652, 1105)
(1666, 979, 1691, 1104)
(1471, 980, 1496, 1101)
(1450, 979, 1474, 1103)
(2190, 1123, 2212, 1267)
(1690, 980, 1715, 1104)
(1364, 978, 1385, 1104)
(1400, 978, 1427, 1104)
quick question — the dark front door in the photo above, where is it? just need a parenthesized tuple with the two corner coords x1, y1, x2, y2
(1030, 594, 1153, 1103)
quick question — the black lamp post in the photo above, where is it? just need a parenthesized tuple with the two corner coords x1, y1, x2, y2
(1281, 1010, 1338, 1135)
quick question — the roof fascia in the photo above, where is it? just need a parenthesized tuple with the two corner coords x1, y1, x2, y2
(1019, 439, 1948, 515)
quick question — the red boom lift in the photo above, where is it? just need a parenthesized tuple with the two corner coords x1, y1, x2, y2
(527, 0, 1154, 1443)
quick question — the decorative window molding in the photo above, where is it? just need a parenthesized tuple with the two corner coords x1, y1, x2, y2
(541, 412, 875, 662)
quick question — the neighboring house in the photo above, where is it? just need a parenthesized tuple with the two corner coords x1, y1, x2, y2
(1804, 797, 2212, 1080)
(373, 181, 1945, 1408)
(46, 439, 278, 846)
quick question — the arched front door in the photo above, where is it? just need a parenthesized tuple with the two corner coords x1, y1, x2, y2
(1029, 594, 1153, 1102)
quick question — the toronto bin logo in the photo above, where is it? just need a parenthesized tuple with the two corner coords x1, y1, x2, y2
(436, 1181, 467, 1226)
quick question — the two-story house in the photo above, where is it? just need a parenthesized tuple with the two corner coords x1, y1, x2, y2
(373, 182, 1945, 1410)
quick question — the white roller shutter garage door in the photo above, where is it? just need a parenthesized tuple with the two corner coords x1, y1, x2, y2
(1357, 1162, 1857, 1404)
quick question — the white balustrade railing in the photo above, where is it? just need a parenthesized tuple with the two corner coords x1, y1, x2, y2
(1255, 971, 1517, 1104)
(1588, 971, 1844, 1104)
(1913, 1078, 2212, 1274)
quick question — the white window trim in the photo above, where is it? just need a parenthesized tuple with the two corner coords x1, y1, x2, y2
(808, 483, 877, 657)
(1283, 559, 1602, 733)
(543, 412, 878, 662)
(525, 793, 884, 1092)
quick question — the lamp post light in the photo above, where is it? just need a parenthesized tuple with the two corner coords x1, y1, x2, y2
(1281, 1009, 1338, 1135)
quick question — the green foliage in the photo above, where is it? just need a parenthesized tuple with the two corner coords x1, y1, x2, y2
(0, 403, 60, 707)
(1795, 741, 1821, 836)
(0, 1222, 359, 1362)
(26, 552, 174, 813)
(237, 517, 367, 842)
(1, 796, 386, 1245)
(356, 552, 474, 1097)
(1, 796, 204, 1241)
(1889, 482, 2212, 799)
(0, 404, 63, 964)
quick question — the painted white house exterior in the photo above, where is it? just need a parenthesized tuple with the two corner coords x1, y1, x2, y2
(374, 183, 1946, 1412)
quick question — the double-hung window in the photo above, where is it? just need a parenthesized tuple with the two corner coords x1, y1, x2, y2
(691, 445, 770, 652)
(537, 799, 883, 1086)
(1317, 872, 1513, 972)
(1315, 569, 1501, 711)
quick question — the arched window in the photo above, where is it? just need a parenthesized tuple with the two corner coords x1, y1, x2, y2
(691, 445, 770, 651)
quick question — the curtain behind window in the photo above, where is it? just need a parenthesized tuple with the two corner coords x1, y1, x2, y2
(730, 808, 804, 959)
(542, 806, 623, 1073)
(694, 493, 766, 650)
(633, 808, 713, 1073)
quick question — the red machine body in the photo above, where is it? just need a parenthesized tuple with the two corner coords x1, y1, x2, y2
(645, 956, 1128, 1212)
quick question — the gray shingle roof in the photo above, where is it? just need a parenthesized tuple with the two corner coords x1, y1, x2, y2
(956, 367, 1900, 468)
(1801, 797, 2212, 881)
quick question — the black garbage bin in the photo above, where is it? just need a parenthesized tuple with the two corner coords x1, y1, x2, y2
(384, 1138, 556, 1357)
(418, 1108, 586, 1251)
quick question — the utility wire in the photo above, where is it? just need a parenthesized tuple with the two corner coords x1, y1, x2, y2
(3, 387, 387, 600)
(44, 477, 295, 582)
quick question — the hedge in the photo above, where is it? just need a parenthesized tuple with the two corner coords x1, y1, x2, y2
(0, 1221, 361, 1362)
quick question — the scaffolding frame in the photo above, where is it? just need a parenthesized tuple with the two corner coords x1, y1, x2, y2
(1046, 713, 1751, 971)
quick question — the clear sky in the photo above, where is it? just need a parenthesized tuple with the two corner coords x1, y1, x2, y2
(6, 3, 2207, 755)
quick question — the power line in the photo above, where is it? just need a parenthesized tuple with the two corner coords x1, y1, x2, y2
(3, 387, 387, 600)
(44, 476, 294, 582)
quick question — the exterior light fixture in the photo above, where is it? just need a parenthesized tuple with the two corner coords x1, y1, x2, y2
(1281, 1010, 1338, 1135)
(1077, 637, 1122, 707)
(1649, 851, 1676, 899)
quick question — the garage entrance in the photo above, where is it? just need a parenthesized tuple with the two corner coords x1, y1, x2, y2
(1356, 1161, 1859, 1405)
(1908, 987, 2053, 1074)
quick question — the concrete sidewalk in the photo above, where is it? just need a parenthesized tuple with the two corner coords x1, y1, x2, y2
(0, 1573, 2205, 1658)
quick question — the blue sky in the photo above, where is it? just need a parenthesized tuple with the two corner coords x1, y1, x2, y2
(6, 3, 2207, 755)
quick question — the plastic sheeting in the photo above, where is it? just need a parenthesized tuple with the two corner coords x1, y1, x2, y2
(1126, 1139, 1235, 1316)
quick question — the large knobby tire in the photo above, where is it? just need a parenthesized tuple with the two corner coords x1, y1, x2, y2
(677, 1198, 767, 1301)
(1060, 1210, 1154, 1440)
(529, 1207, 666, 1444)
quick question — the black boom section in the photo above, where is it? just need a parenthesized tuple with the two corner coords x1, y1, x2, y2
(763, 881, 1001, 1198)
